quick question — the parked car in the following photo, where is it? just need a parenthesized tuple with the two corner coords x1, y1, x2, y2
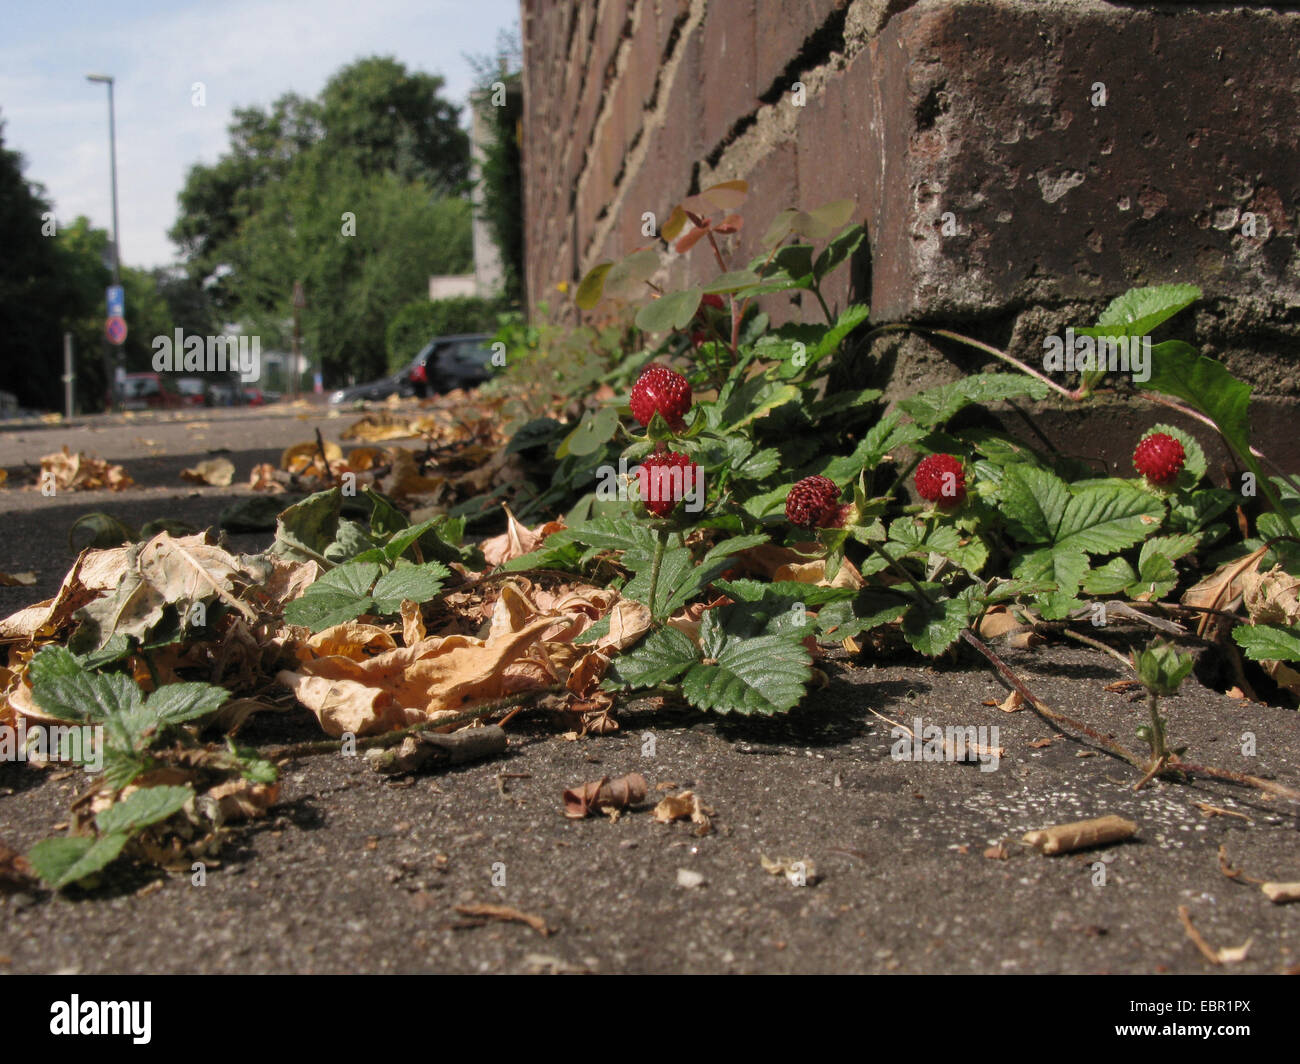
(328, 372, 411, 405)
(407, 334, 495, 398)
(175, 377, 208, 407)
(242, 388, 266, 406)
(119, 373, 184, 410)
(206, 381, 241, 407)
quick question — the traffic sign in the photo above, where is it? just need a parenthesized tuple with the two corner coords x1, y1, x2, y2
(106, 316, 127, 345)
(106, 284, 124, 318)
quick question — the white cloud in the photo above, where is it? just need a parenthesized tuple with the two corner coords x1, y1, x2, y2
(0, 0, 518, 268)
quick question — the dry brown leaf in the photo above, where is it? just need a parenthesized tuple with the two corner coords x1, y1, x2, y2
(179, 457, 235, 486)
(1242, 565, 1300, 626)
(977, 605, 1043, 648)
(281, 439, 343, 473)
(480, 505, 565, 568)
(279, 611, 557, 737)
(38, 446, 133, 492)
(997, 689, 1026, 713)
(0, 571, 36, 587)
(0, 839, 35, 892)
(205, 779, 278, 821)
(400, 599, 426, 646)
(562, 773, 647, 818)
(652, 790, 713, 835)
(380, 448, 446, 501)
(341, 412, 423, 442)
(248, 463, 287, 493)
(1182, 546, 1267, 635)
(0, 545, 131, 645)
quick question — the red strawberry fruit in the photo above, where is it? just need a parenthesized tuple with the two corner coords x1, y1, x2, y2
(638, 450, 700, 517)
(1133, 432, 1185, 485)
(785, 475, 843, 528)
(915, 453, 966, 506)
(630, 365, 692, 431)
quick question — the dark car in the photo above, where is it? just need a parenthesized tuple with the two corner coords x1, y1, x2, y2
(328, 372, 411, 405)
(407, 334, 495, 398)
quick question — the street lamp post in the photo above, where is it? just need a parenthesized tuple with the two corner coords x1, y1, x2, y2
(86, 73, 121, 411)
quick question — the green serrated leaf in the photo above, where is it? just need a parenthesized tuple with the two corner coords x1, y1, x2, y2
(680, 610, 811, 715)
(282, 560, 381, 631)
(27, 833, 130, 890)
(1082, 557, 1138, 596)
(606, 626, 699, 689)
(1137, 341, 1252, 466)
(144, 682, 229, 726)
(96, 785, 194, 835)
(813, 224, 865, 281)
(1233, 624, 1300, 663)
(901, 593, 974, 657)
(558, 406, 620, 459)
(898, 373, 1050, 428)
(372, 562, 450, 613)
(1080, 283, 1201, 339)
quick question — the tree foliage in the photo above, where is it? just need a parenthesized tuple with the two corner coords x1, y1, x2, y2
(169, 56, 473, 381)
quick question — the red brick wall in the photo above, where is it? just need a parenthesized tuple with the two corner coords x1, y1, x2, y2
(521, 0, 1300, 395)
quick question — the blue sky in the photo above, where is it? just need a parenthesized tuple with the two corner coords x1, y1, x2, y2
(0, 0, 520, 268)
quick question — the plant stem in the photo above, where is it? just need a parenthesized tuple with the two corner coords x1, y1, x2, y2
(864, 538, 936, 607)
(647, 526, 668, 621)
(811, 283, 834, 325)
(960, 628, 1145, 767)
(1145, 691, 1168, 762)
(861, 323, 1078, 400)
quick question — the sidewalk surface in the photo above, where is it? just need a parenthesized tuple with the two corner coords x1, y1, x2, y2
(1, 409, 1296, 974)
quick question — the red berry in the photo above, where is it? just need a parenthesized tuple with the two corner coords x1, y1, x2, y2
(915, 454, 966, 505)
(699, 294, 725, 313)
(785, 475, 843, 528)
(630, 365, 692, 431)
(1133, 432, 1185, 485)
(638, 450, 700, 518)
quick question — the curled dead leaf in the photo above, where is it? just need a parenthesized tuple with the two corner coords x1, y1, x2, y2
(562, 772, 647, 818)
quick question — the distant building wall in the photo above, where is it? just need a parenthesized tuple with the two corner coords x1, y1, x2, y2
(428, 275, 480, 300)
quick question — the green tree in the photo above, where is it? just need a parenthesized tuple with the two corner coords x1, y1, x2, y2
(170, 56, 474, 381)
(229, 159, 471, 382)
(0, 115, 77, 410)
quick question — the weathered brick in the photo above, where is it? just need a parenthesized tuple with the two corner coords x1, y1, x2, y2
(864, 0, 1300, 320)
(755, 0, 847, 95)
(698, 0, 757, 154)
